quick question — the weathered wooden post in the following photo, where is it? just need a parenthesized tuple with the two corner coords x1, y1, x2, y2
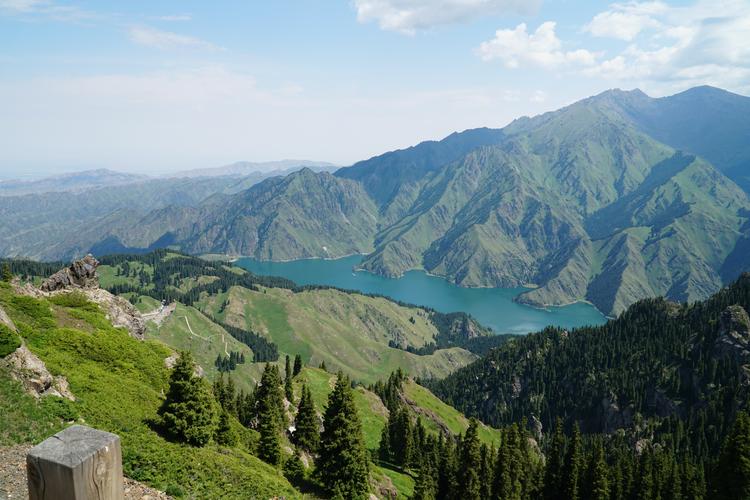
(26, 425, 124, 500)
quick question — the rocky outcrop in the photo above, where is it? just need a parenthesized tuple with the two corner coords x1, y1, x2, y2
(26, 255, 147, 340)
(40, 254, 100, 292)
(83, 288, 146, 340)
(1, 345, 74, 400)
(714, 305, 750, 363)
(0, 305, 16, 333)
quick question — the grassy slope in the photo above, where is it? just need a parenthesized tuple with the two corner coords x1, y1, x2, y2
(402, 380, 502, 446)
(201, 285, 476, 384)
(0, 284, 298, 499)
(145, 302, 262, 393)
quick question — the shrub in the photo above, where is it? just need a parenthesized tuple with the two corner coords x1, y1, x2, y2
(0, 324, 21, 357)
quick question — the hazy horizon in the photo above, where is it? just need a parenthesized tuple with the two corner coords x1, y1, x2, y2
(2, 0, 749, 177)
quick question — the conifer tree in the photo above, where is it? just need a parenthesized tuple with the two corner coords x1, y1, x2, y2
(457, 418, 482, 500)
(563, 423, 583, 500)
(713, 411, 750, 499)
(413, 461, 437, 500)
(317, 372, 370, 499)
(158, 351, 218, 446)
(285, 355, 295, 404)
(1, 263, 12, 283)
(284, 453, 306, 486)
(437, 435, 457, 500)
(544, 418, 566, 500)
(590, 438, 610, 500)
(294, 384, 319, 452)
(215, 409, 238, 446)
(256, 363, 285, 465)
(293, 354, 303, 376)
(390, 406, 413, 467)
(378, 423, 392, 464)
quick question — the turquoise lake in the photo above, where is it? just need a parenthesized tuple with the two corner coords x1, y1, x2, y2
(235, 255, 606, 335)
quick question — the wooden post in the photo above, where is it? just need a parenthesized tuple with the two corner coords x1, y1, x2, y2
(26, 425, 124, 500)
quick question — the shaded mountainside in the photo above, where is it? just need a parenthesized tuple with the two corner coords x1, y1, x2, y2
(5, 87, 750, 317)
(428, 273, 750, 459)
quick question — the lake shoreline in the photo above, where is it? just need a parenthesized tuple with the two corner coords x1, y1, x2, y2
(233, 254, 607, 335)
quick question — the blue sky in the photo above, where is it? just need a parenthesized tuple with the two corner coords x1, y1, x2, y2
(1, 0, 748, 176)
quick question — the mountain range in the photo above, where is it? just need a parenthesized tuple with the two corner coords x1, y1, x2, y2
(2, 86, 749, 317)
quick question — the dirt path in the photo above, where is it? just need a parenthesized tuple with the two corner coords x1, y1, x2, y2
(0, 445, 171, 499)
(180, 315, 229, 356)
(142, 302, 176, 327)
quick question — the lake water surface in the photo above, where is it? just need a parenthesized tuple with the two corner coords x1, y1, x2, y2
(236, 255, 606, 335)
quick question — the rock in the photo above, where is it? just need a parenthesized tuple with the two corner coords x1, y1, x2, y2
(0, 305, 16, 333)
(82, 288, 146, 340)
(600, 392, 634, 434)
(528, 415, 543, 442)
(0, 344, 75, 400)
(28, 255, 146, 340)
(40, 254, 100, 292)
(714, 305, 750, 363)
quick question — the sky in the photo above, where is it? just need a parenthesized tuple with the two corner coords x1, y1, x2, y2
(1, 0, 749, 177)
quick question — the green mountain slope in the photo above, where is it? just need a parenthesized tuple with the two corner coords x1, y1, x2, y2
(430, 273, 750, 460)
(0, 282, 299, 498)
(9, 87, 750, 317)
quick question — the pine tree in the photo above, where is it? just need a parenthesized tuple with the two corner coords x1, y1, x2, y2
(413, 461, 437, 500)
(563, 423, 583, 500)
(256, 363, 285, 465)
(457, 418, 482, 500)
(544, 418, 566, 500)
(215, 409, 238, 446)
(319, 360, 327, 371)
(158, 351, 218, 446)
(294, 384, 319, 452)
(390, 406, 413, 467)
(317, 372, 370, 499)
(283, 453, 306, 486)
(590, 438, 610, 500)
(437, 435, 457, 500)
(378, 423, 392, 464)
(1, 263, 12, 283)
(713, 411, 750, 499)
(293, 354, 303, 376)
(285, 355, 295, 404)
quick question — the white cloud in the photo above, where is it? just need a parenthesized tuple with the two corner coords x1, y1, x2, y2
(477, 22, 599, 69)
(585, 1, 668, 41)
(353, 0, 539, 34)
(583, 0, 750, 94)
(0, 0, 93, 21)
(155, 14, 192, 22)
(128, 26, 220, 51)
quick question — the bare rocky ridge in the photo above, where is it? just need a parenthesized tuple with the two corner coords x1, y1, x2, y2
(0, 305, 16, 332)
(714, 305, 750, 365)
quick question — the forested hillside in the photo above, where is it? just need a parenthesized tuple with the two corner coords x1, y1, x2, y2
(427, 273, 750, 497)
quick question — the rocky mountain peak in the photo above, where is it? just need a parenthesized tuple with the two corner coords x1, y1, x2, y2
(40, 254, 100, 292)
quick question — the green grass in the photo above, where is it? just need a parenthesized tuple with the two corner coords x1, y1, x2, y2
(97, 263, 155, 290)
(133, 295, 161, 313)
(0, 323, 21, 357)
(200, 286, 476, 384)
(145, 303, 262, 393)
(0, 287, 299, 499)
(0, 369, 68, 445)
(374, 465, 415, 499)
(293, 367, 387, 451)
(402, 380, 502, 446)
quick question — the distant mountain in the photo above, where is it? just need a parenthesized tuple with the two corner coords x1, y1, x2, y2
(173, 160, 337, 178)
(0, 168, 147, 196)
(4, 86, 750, 317)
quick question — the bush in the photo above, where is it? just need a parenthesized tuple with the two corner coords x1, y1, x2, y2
(40, 396, 80, 422)
(283, 454, 306, 485)
(49, 292, 96, 310)
(0, 324, 21, 357)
